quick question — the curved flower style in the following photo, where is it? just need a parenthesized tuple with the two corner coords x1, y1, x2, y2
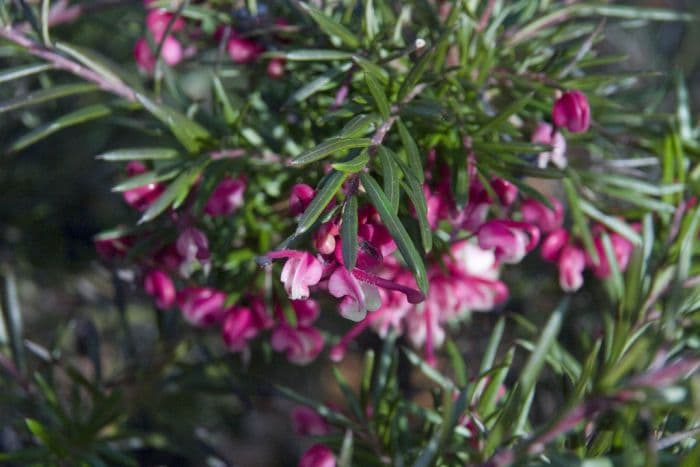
(552, 90, 591, 133)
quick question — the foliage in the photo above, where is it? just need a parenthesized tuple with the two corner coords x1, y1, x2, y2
(1, 0, 699, 466)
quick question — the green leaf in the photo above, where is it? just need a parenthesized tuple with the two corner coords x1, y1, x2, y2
(97, 147, 179, 161)
(55, 41, 132, 89)
(401, 178, 432, 253)
(8, 104, 111, 153)
(579, 200, 641, 245)
(0, 82, 99, 113)
(138, 162, 206, 223)
(291, 137, 371, 166)
(519, 296, 570, 397)
(365, 72, 390, 120)
(341, 195, 358, 270)
(398, 49, 433, 101)
(403, 347, 454, 390)
(360, 173, 428, 294)
(338, 429, 354, 467)
(377, 146, 400, 214)
(563, 178, 598, 263)
(0, 63, 52, 84)
(301, 3, 360, 48)
(297, 170, 348, 234)
(397, 120, 424, 184)
(473, 93, 532, 137)
(339, 114, 378, 138)
(331, 149, 370, 173)
(288, 63, 352, 104)
(279, 49, 354, 61)
(136, 94, 211, 153)
(353, 56, 388, 84)
(111, 167, 180, 192)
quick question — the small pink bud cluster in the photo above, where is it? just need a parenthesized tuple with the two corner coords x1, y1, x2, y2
(134, 2, 188, 73)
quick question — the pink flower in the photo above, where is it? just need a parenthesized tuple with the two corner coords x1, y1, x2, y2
(122, 161, 164, 211)
(267, 57, 286, 79)
(145, 9, 185, 41)
(267, 250, 324, 300)
(177, 287, 226, 326)
(314, 222, 338, 255)
(532, 122, 567, 169)
(227, 35, 263, 64)
(521, 197, 564, 233)
(143, 269, 176, 309)
(558, 245, 586, 292)
(204, 176, 246, 217)
(587, 232, 634, 278)
(176, 227, 210, 276)
(289, 184, 315, 216)
(221, 307, 259, 352)
(540, 228, 569, 262)
(133, 36, 183, 73)
(291, 406, 330, 436)
(291, 299, 320, 326)
(299, 444, 336, 467)
(552, 90, 590, 133)
(94, 233, 133, 260)
(271, 323, 324, 365)
(328, 267, 382, 321)
(477, 220, 540, 264)
(491, 178, 519, 207)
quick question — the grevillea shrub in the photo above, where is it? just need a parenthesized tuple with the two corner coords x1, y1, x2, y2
(1, 1, 700, 466)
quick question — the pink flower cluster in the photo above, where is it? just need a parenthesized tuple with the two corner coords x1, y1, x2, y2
(135, 4, 289, 78)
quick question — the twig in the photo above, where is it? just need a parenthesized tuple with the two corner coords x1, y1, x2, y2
(0, 25, 137, 101)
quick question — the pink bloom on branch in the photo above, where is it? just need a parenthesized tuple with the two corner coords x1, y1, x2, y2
(145, 9, 185, 41)
(521, 197, 564, 233)
(122, 161, 164, 211)
(477, 220, 540, 264)
(587, 232, 634, 278)
(328, 267, 382, 321)
(177, 287, 226, 326)
(540, 228, 570, 262)
(176, 227, 210, 276)
(491, 178, 519, 207)
(291, 406, 330, 436)
(299, 444, 336, 467)
(532, 122, 567, 169)
(289, 184, 315, 216)
(204, 176, 246, 217)
(133, 36, 183, 73)
(291, 299, 321, 326)
(143, 269, 176, 309)
(227, 35, 263, 64)
(552, 90, 591, 133)
(221, 306, 259, 352)
(271, 323, 324, 365)
(267, 57, 286, 79)
(558, 245, 586, 292)
(266, 251, 323, 300)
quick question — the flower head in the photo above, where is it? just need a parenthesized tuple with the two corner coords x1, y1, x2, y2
(143, 269, 176, 309)
(552, 90, 591, 133)
(558, 244, 586, 292)
(328, 267, 382, 321)
(204, 176, 246, 217)
(266, 250, 324, 300)
(177, 287, 226, 326)
(299, 444, 336, 467)
(532, 122, 567, 169)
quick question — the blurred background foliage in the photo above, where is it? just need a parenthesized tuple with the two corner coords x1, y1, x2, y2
(0, 0, 699, 466)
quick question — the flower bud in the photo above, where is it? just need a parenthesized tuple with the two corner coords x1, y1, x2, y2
(267, 57, 286, 79)
(558, 245, 586, 292)
(540, 228, 569, 262)
(291, 406, 330, 436)
(521, 197, 564, 233)
(221, 307, 258, 352)
(299, 444, 336, 467)
(204, 176, 246, 217)
(552, 90, 590, 133)
(177, 287, 226, 326)
(143, 269, 176, 309)
(227, 35, 263, 64)
(491, 178, 519, 206)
